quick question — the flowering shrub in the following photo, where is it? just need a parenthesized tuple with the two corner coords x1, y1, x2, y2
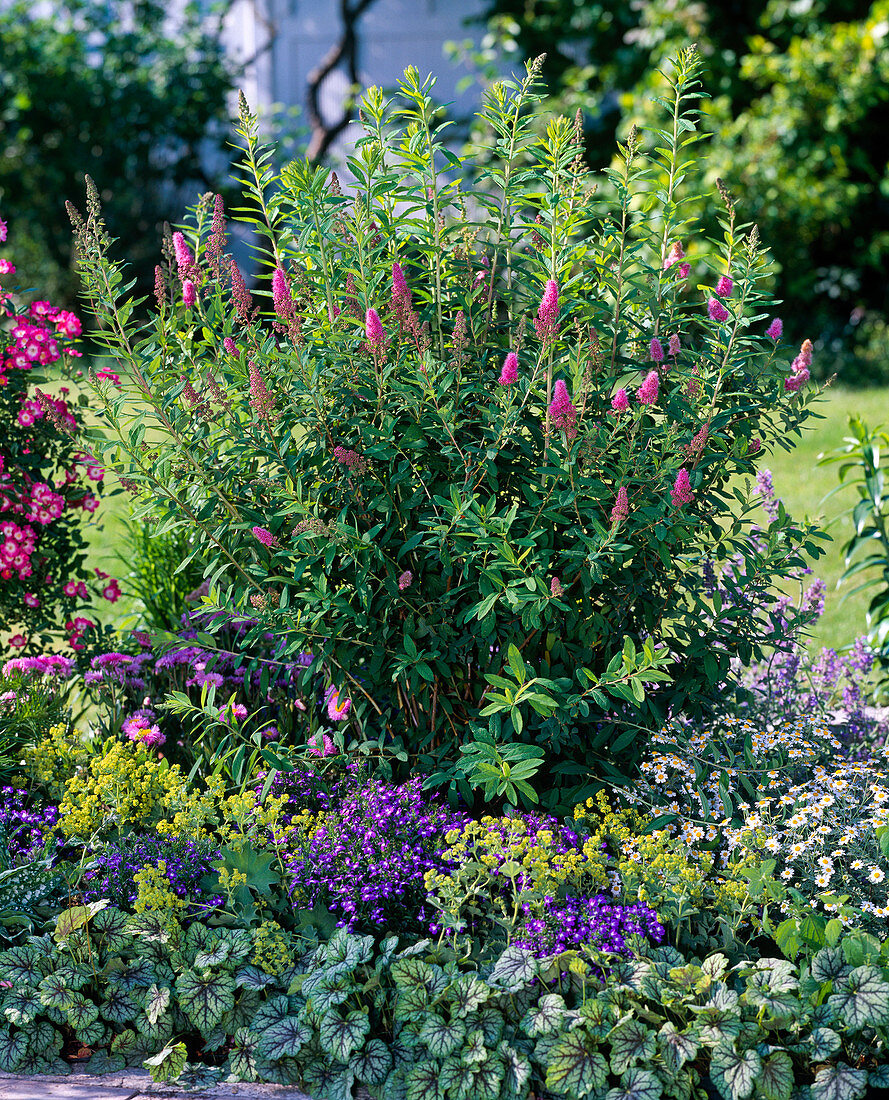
(72, 52, 824, 804)
(0, 215, 118, 652)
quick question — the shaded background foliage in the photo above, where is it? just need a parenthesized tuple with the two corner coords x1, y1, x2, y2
(0, 0, 237, 306)
(469, 0, 889, 386)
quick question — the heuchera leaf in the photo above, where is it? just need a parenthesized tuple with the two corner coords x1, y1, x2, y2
(709, 1046, 762, 1100)
(521, 992, 567, 1038)
(144, 1041, 188, 1084)
(175, 970, 235, 1032)
(349, 1036, 392, 1086)
(609, 1020, 656, 1074)
(546, 1032, 608, 1098)
(607, 1067, 664, 1100)
(807, 1027, 842, 1061)
(758, 1052, 794, 1100)
(319, 1008, 371, 1062)
(811, 1063, 868, 1100)
(0, 1029, 28, 1073)
(811, 947, 850, 985)
(145, 983, 171, 1026)
(256, 1015, 312, 1061)
(418, 1012, 466, 1058)
(828, 966, 889, 1030)
(405, 1059, 446, 1100)
(229, 1027, 262, 1081)
(490, 945, 538, 991)
(657, 1022, 698, 1073)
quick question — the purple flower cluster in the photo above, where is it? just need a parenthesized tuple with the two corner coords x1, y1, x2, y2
(0, 787, 60, 864)
(3, 655, 74, 679)
(515, 894, 665, 958)
(281, 773, 465, 930)
(79, 833, 222, 915)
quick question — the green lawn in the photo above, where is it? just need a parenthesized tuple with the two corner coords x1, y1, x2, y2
(764, 386, 888, 653)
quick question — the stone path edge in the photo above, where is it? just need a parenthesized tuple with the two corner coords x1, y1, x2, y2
(0, 1070, 314, 1100)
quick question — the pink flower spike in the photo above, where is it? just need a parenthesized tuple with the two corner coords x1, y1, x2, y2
(664, 242, 685, 270)
(172, 232, 196, 278)
(223, 336, 239, 357)
(182, 280, 196, 309)
(785, 368, 810, 392)
(272, 267, 294, 321)
(365, 307, 384, 350)
(499, 351, 518, 386)
(251, 526, 278, 548)
(707, 297, 729, 323)
(715, 275, 734, 297)
(766, 317, 783, 340)
(550, 576, 564, 597)
(610, 388, 630, 414)
(668, 334, 681, 357)
(637, 370, 659, 406)
(535, 278, 559, 341)
(0, 218, 7, 243)
(391, 261, 412, 312)
(398, 569, 413, 591)
(611, 486, 629, 525)
(670, 468, 695, 508)
(548, 379, 578, 439)
(649, 337, 665, 362)
(678, 262, 690, 279)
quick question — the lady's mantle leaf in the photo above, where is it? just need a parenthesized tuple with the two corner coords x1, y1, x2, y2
(418, 1013, 466, 1058)
(811, 1063, 868, 1100)
(349, 1036, 392, 1086)
(175, 970, 235, 1031)
(319, 1008, 371, 1062)
(546, 1032, 608, 1098)
(607, 1067, 663, 1100)
(609, 1020, 656, 1074)
(490, 945, 538, 991)
(758, 1052, 794, 1100)
(710, 1046, 762, 1100)
(521, 992, 567, 1038)
(828, 966, 889, 1029)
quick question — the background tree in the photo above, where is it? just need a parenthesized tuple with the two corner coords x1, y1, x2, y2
(467, 0, 889, 385)
(0, 0, 238, 306)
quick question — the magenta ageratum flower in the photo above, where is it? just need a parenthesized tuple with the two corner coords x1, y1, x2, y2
(499, 351, 518, 386)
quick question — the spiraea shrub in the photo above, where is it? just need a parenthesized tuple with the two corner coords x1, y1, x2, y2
(71, 49, 825, 808)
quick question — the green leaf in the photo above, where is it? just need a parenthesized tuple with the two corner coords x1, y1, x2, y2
(811, 1063, 868, 1100)
(0, 1028, 28, 1072)
(99, 986, 142, 1026)
(607, 1067, 663, 1100)
(609, 1019, 656, 1074)
(256, 1015, 312, 1061)
(350, 1036, 392, 1085)
(145, 984, 171, 1026)
(319, 1009, 371, 1062)
(86, 1052, 126, 1075)
(143, 1041, 188, 1084)
(521, 992, 567, 1037)
(710, 1046, 762, 1100)
(418, 1012, 466, 1058)
(229, 1028, 262, 1081)
(490, 945, 538, 991)
(175, 970, 236, 1031)
(3, 988, 40, 1025)
(38, 972, 74, 1012)
(811, 947, 850, 984)
(546, 1032, 608, 1098)
(0, 944, 50, 986)
(657, 1022, 698, 1073)
(828, 965, 889, 1029)
(807, 1027, 841, 1061)
(758, 1052, 794, 1100)
(65, 992, 100, 1033)
(406, 1060, 446, 1100)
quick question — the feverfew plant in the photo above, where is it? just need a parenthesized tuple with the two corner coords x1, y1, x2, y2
(72, 50, 824, 804)
(0, 216, 118, 652)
